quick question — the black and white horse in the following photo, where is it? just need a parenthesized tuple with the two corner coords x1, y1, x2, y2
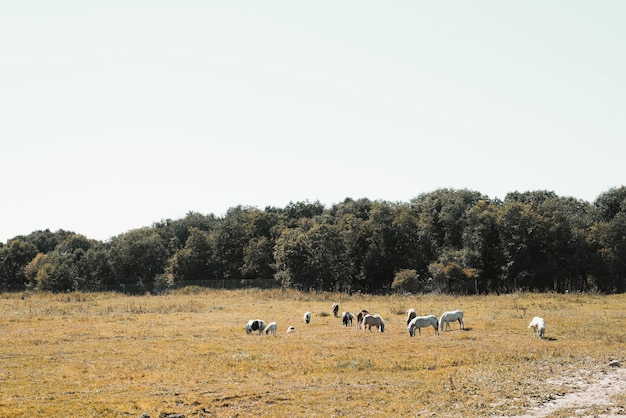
(245, 319, 266, 335)
(342, 311, 353, 327)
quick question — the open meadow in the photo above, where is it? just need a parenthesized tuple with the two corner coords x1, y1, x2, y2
(0, 289, 624, 417)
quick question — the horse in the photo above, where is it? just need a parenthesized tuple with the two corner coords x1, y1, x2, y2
(362, 314, 385, 333)
(304, 312, 311, 324)
(332, 303, 339, 317)
(406, 308, 417, 325)
(528, 316, 546, 339)
(265, 322, 277, 335)
(342, 311, 353, 327)
(439, 310, 464, 331)
(356, 310, 369, 329)
(245, 319, 266, 335)
(407, 315, 439, 337)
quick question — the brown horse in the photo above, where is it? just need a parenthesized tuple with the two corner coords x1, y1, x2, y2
(356, 310, 369, 329)
(406, 308, 417, 325)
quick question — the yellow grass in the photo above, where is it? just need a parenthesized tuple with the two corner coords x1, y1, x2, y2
(0, 289, 624, 417)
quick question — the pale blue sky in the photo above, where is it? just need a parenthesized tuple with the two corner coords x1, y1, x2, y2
(2, 2, 625, 242)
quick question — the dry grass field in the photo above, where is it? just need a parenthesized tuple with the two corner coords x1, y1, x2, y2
(0, 289, 624, 417)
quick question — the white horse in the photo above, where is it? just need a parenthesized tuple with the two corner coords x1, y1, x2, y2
(406, 308, 417, 325)
(332, 303, 339, 317)
(408, 315, 439, 337)
(528, 316, 546, 339)
(245, 319, 266, 335)
(439, 310, 464, 331)
(362, 314, 385, 332)
(265, 322, 277, 335)
(342, 311, 353, 327)
(304, 312, 311, 324)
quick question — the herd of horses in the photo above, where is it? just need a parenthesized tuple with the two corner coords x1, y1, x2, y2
(246, 303, 547, 339)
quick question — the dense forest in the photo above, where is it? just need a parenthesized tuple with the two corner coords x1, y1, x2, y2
(1, 187, 625, 294)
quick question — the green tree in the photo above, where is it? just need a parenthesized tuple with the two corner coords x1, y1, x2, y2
(428, 250, 479, 294)
(167, 227, 217, 282)
(0, 240, 38, 291)
(32, 252, 77, 292)
(462, 199, 504, 293)
(241, 236, 275, 283)
(28, 234, 97, 292)
(412, 189, 485, 256)
(79, 243, 113, 291)
(329, 198, 374, 291)
(153, 211, 217, 251)
(391, 269, 420, 293)
(594, 187, 626, 292)
(497, 191, 585, 292)
(360, 201, 398, 292)
(274, 226, 311, 289)
(273, 219, 352, 291)
(497, 198, 541, 291)
(109, 228, 169, 291)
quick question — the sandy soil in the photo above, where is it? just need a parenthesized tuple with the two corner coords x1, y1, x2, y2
(513, 361, 625, 418)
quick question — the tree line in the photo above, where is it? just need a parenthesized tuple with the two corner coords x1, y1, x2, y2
(1, 187, 625, 294)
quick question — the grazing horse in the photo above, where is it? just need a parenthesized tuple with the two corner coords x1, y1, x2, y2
(528, 316, 546, 339)
(362, 314, 385, 333)
(439, 310, 464, 331)
(407, 315, 439, 337)
(342, 311, 354, 327)
(356, 310, 369, 329)
(332, 303, 339, 317)
(304, 312, 311, 324)
(245, 319, 266, 335)
(265, 322, 277, 335)
(406, 308, 417, 325)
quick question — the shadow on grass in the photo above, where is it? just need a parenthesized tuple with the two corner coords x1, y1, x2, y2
(440, 327, 472, 332)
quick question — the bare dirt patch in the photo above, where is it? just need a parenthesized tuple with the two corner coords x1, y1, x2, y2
(512, 361, 626, 417)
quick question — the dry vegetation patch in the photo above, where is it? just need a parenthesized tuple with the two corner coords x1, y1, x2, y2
(0, 290, 624, 417)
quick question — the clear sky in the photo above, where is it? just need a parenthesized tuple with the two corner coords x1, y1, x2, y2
(2, 2, 625, 243)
